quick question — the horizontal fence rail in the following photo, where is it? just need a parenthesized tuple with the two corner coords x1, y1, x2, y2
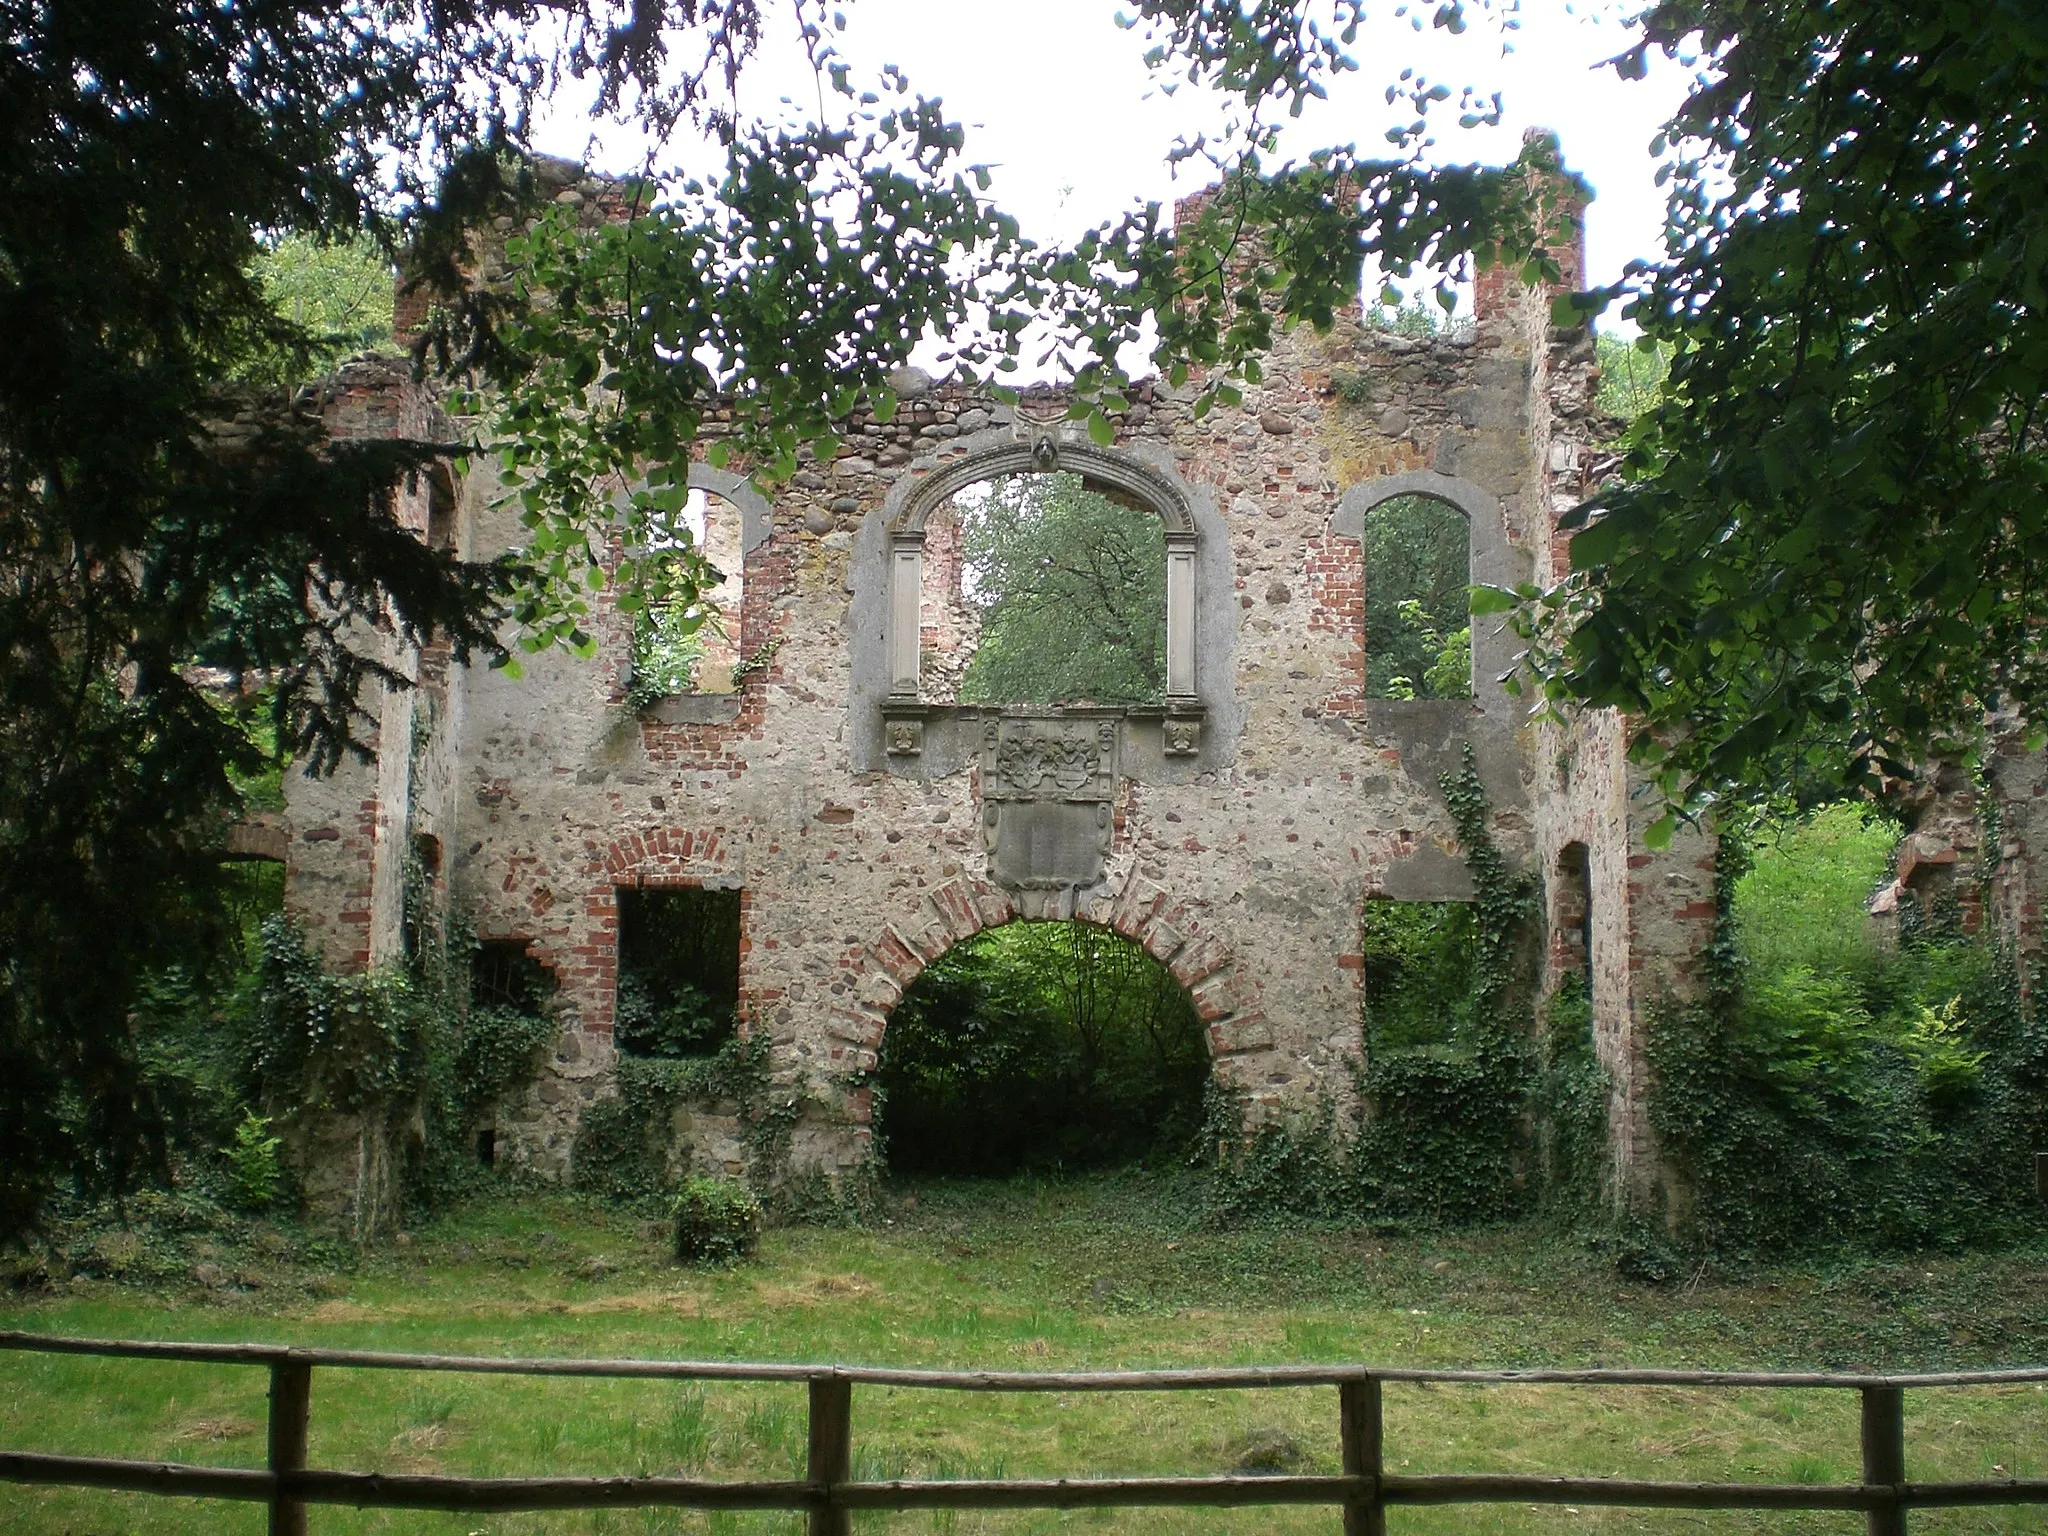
(4, 1331, 2047, 1535)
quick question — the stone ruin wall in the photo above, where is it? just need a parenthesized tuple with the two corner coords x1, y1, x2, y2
(278, 163, 1752, 1211)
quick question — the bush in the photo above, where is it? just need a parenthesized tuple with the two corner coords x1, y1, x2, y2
(220, 1110, 284, 1212)
(672, 1176, 762, 1265)
(1648, 798, 2048, 1257)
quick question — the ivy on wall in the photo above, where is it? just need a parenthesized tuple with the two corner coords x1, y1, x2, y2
(1208, 744, 1598, 1226)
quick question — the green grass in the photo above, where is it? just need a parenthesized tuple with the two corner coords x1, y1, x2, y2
(4, 1173, 2047, 1533)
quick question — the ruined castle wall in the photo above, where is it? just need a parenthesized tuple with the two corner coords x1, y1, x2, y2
(279, 175, 1720, 1192)
(350, 293, 1570, 1176)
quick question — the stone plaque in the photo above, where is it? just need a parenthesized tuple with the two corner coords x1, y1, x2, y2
(992, 800, 1113, 889)
(979, 714, 1117, 891)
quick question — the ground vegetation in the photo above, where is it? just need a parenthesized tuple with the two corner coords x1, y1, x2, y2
(1651, 802, 2048, 1259)
(2, 1176, 2045, 1533)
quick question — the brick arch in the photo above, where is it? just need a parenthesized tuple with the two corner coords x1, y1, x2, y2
(821, 871, 1272, 1122)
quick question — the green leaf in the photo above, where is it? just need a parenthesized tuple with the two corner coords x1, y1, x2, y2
(1467, 584, 1517, 616)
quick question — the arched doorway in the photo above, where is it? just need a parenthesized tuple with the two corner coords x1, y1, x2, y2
(875, 919, 1210, 1177)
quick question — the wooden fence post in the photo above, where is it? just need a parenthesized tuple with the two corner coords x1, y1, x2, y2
(808, 1373, 852, 1536)
(1862, 1384, 1906, 1536)
(1340, 1375, 1385, 1536)
(267, 1357, 313, 1536)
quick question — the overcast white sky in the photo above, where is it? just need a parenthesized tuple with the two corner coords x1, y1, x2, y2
(533, 0, 1694, 318)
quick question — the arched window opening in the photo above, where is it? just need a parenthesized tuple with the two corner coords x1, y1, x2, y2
(1361, 898, 1478, 1051)
(1364, 494, 1472, 700)
(614, 886, 741, 1059)
(876, 920, 1207, 1177)
(916, 473, 1168, 707)
(631, 489, 744, 699)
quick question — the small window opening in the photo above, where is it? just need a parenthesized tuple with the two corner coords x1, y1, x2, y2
(615, 886, 741, 1058)
(1555, 842, 1593, 987)
(1364, 495, 1472, 700)
(471, 939, 557, 1015)
(475, 1127, 498, 1167)
(632, 489, 743, 699)
(1361, 898, 1478, 1050)
(425, 465, 458, 551)
(924, 473, 1167, 706)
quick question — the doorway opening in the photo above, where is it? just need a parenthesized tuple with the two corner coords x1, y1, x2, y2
(876, 920, 1208, 1176)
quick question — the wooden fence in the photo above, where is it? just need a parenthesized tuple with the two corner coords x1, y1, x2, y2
(3, 1331, 2046, 1534)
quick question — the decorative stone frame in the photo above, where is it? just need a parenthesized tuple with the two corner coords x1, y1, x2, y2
(881, 440, 1200, 705)
(848, 431, 1237, 780)
(1333, 468, 1531, 712)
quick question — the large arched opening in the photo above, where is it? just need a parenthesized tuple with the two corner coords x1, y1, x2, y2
(874, 918, 1210, 1177)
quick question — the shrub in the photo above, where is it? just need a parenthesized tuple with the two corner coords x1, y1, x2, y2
(220, 1110, 283, 1212)
(672, 1176, 762, 1265)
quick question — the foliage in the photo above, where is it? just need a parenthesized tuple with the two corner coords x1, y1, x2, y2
(954, 475, 1166, 707)
(1364, 496, 1471, 700)
(0, 0, 1561, 1243)
(1532, 976, 1608, 1213)
(0, 0, 550, 1241)
(244, 235, 396, 386)
(1359, 901, 1475, 1048)
(450, 1006, 556, 1130)
(613, 976, 735, 1060)
(219, 1111, 284, 1213)
(671, 1175, 763, 1265)
(1521, 2, 2048, 819)
(121, 905, 554, 1225)
(877, 921, 1209, 1177)
(1211, 745, 1551, 1227)
(242, 920, 439, 1118)
(1648, 802, 2048, 1258)
(625, 579, 710, 709)
(1731, 803, 1896, 983)
(1593, 332, 1668, 423)
(570, 1034, 783, 1209)
(613, 887, 740, 1059)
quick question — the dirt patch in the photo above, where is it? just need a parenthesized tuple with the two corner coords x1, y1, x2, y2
(808, 1273, 874, 1298)
(172, 1415, 258, 1442)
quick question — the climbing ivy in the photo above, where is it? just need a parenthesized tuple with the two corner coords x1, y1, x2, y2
(567, 1033, 846, 1218)
(1209, 743, 1588, 1227)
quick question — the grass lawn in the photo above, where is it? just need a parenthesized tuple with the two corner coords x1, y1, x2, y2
(3, 1172, 2046, 1534)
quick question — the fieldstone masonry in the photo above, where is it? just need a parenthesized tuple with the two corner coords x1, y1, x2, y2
(280, 153, 1754, 1212)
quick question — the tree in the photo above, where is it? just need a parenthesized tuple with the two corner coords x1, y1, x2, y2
(246, 234, 398, 385)
(956, 474, 1167, 706)
(1516, 1, 2048, 823)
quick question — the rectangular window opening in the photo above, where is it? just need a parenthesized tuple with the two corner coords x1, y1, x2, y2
(615, 886, 742, 1058)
